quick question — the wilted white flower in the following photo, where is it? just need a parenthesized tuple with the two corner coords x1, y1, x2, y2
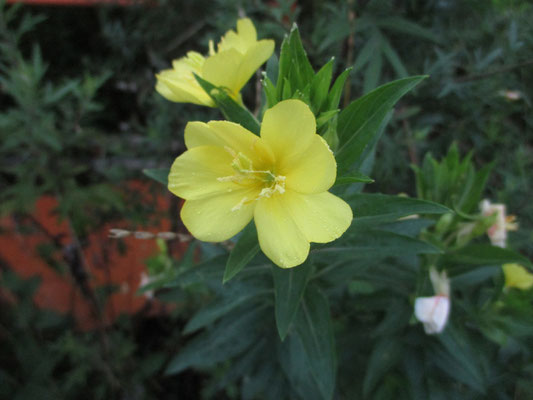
(414, 267, 450, 334)
(480, 199, 518, 248)
(498, 89, 522, 101)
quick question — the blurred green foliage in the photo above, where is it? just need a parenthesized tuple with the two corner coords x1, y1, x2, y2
(1, 0, 532, 399)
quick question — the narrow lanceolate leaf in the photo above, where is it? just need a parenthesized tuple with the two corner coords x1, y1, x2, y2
(346, 193, 450, 226)
(165, 304, 266, 375)
(376, 16, 441, 43)
(363, 337, 403, 397)
(314, 230, 441, 262)
(143, 168, 169, 185)
(194, 74, 260, 135)
(336, 76, 427, 175)
(183, 283, 269, 334)
(326, 67, 352, 110)
(446, 244, 532, 269)
(310, 58, 334, 113)
(334, 172, 374, 186)
(279, 333, 324, 400)
(272, 260, 313, 341)
(288, 24, 315, 86)
(224, 222, 260, 283)
(294, 285, 337, 400)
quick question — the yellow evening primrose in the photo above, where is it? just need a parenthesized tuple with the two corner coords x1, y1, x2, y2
(168, 100, 353, 268)
(156, 18, 274, 107)
(502, 263, 533, 290)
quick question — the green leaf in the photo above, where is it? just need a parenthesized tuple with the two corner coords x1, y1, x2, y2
(165, 304, 267, 375)
(224, 222, 261, 283)
(142, 168, 169, 185)
(376, 17, 441, 43)
(352, 37, 375, 72)
(276, 36, 291, 100)
(326, 67, 352, 110)
(272, 260, 313, 340)
(334, 172, 374, 186)
(346, 193, 450, 226)
(276, 24, 315, 103)
(194, 74, 260, 135)
(282, 76, 292, 100)
(332, 229, 442, 259)
(316, 109, 339, 130)
(279, 334, 323, 400)
(310, 58, 334, 113)
(183, 283, 269, 334)
(294, 285, 336, 400)
(262, 77, 278, 108)
(451, 265, 500, 289)
(381, 36, 408, 78)
(336, 76, 426, 175)
(288, 25, 315, 86)
(363, 337, 403, 397)
(456, 164, 492, 214)
(265, 53, 279, 85)
(314, 230, 441, 262)
(363, 49, 383, 93)
(436, 325, 486, 393)
(447, 244, 532, 268)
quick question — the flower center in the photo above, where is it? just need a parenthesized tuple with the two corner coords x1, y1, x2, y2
(217, 147, 286, 210)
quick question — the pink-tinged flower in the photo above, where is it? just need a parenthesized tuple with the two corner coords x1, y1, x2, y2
(480, 199, 518, 248)
(414, 267, 450, 334)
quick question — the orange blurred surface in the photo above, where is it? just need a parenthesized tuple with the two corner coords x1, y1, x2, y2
(0, 183, 183, 330)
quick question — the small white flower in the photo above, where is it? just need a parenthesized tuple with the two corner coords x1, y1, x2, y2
(415, 295, 450, 334)
(414, 267, 450, 334)
(480, 199, 518, 248)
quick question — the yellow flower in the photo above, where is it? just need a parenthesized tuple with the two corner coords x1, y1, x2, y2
(502, 263, 533, 290)
(168, 100, 353, 268)
(156, 18, 274, 107)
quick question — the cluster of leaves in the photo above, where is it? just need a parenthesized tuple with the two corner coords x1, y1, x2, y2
(0, 270, 187, 400)
(0, 3, 133, 236)
(143, 19, 533, 400)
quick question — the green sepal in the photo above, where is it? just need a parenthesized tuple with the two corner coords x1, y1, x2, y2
(223, 222, 260, 283)
(194, 74, 260, 135)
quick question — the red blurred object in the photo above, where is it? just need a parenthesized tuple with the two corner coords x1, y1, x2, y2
(0, 182, 184, 330)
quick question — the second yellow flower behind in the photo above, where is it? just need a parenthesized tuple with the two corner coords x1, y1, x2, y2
(156, 18, 274, 106)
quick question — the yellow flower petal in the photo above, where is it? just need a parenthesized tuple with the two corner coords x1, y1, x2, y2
(181, 188, 257, 242)
(261, 100, 316, 170)
(234, 40, 275, 92)
(218, 18, 257, 54)
(155, 75, 213, 106)
(236, 18, 258, 48)
(285, 136, 337, 193)
(155, 52, 214, 106)
(284, 191, 353, 243)
(168, 146, 236, 200)
(254, 195, 310, 268)
(202, 48, 244, 96)
(156, 19, 273, 106)
(184, 121, 274, 167)
(503, 263, 533, 290)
